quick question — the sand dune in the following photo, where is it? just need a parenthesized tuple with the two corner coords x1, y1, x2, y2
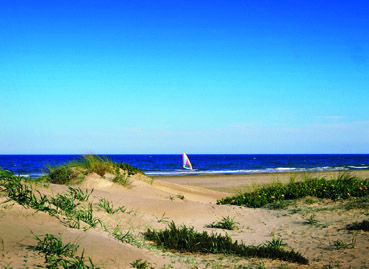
(1, 170, 369, 268)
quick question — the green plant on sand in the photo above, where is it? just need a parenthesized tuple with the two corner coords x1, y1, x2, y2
(33, 233, 99, 268)
(44, 155, 144, 185)
(217, 173, 369, 208)
(144, 221, 308, 265)
(112, 167, 132, 187)
(208, 216, 239, 230)
(130, 259, 155, 269)
(305, 214, 319, 225)
(97, 198, 128, 214)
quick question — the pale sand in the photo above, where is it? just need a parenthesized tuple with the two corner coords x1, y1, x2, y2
(1, 170, 369, 268)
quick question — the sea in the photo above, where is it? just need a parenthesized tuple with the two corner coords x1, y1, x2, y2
(0, 154, 369, 178)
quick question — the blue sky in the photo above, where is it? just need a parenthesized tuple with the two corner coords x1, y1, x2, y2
(1, 0, 368, 154)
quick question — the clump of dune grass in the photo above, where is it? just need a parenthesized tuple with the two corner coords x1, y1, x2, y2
(208, 216, 239, 230)
(97, 198, 128, 214)
(330, 238, 356, 250)
(112, 226, 140, 246)
(68, 155, 113, 177)
(130, 259, 155, 269)
(33, 233, 99, 268)
(112, 162, 144, 176)
(34, 233, 78, 258)
(305, 214, 319, 225)
(44, 155, 144, 186)
(49, 193, 80, 215)
(67, 186, 93, 202)
(69, 155, 145, 177)
(144, 221, 308, 265)
(112, 167, 132, 187)
(264, 238, 287, 250)
(218, 173, 369, 208)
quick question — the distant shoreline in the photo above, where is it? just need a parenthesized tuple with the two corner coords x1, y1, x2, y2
(152, 169, 369, 178)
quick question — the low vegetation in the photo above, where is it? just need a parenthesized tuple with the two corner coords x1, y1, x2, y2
(69, 155, 113, 177)
(0, 170, 103, 229)
(264, 238, 287, 250)
(217, 173, 369, 208)
(112, 162, 144, 176)
(130, 259, 155, 269)
(98, 198, 129, 215)
(46, 165, 77, 184)
(43, 154, 144, 185)
(144, 221, 309, 265)
(112, 167, 132, 187)
(34, 233, 99, 268)
(347, 219, 369, 231)
(330, 238, 356, 250)
(305, 214, 319, 225)
(208, 216, 239, 230)
(67, 186, 93, 202)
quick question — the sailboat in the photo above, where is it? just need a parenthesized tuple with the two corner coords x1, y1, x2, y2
(182, 152, 193, 170)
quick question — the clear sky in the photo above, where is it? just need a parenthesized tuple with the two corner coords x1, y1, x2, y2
(1, 0, 368, 154)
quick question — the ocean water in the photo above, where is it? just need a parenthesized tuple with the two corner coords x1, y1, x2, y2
(0, 154, 369, 177)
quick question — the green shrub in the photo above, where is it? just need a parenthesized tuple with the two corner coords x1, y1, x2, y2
(144, 222, 308, 264)
(47, 166, 74, 184)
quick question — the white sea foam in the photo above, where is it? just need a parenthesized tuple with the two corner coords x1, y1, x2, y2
(275, 167, 296, 171)
(348, 165, 369, 169)
(145, 165, 360, 176)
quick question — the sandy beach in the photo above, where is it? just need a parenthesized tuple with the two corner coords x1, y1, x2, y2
(1, 170, 369, 268)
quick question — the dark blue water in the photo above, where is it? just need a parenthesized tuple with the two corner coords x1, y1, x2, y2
(1, 154, 369, 177)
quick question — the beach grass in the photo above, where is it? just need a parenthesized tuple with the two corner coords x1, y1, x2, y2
(68, 155, 113, 177)
(112, 166, 132, 187)
(97, 198, 128, 215)
(3, 166, 369, 267)
(67, 186, 93, 202)
(208, 216, 239, 230)
(0, 170, 104, 229)
(217, 173, 369, 208)
(34, 233, 99, 268)
(144, 221, 309, 265)
(42, 154, 144, 185)
(130, 259, 155, 269)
